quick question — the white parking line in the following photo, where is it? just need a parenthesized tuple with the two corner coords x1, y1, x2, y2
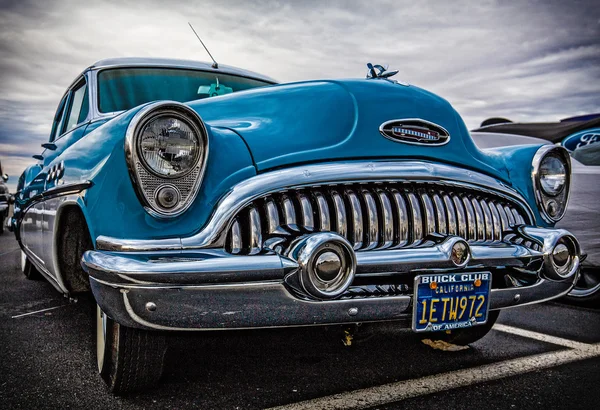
(267, 326, 600, 410)
(11, 305, 68, 318)
(493, 323, 595, 351)
(0, 247, 19, 257)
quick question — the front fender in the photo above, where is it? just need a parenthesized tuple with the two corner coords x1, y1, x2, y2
(479, 144, 551, 227)
(64, 108, 256, 243)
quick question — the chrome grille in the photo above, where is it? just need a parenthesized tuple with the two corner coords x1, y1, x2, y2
(226, 182, 529, 255)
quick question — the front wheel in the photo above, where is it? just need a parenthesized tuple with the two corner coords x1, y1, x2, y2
(96, 305, 167, 394)
(420, 310, 500, 346)
(563, 268, 600, 308)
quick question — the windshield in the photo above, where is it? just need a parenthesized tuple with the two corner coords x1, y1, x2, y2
(97, 67, 272, 113)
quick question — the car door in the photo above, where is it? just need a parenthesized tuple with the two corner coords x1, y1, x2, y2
(20, 92, 70, 268)
(41, 76, 91, 277)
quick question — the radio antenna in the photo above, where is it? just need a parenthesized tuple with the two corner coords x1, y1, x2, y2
(188, 22, 218, 69)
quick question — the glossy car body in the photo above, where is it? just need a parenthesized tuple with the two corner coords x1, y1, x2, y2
(472, 119, 600, 306)
(11, 58, 583, 392)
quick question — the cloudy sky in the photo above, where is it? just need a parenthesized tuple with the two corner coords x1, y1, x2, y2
(0, 0, 599, 191)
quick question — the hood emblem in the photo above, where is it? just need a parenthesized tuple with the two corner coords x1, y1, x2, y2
(379, 119, 450, 146)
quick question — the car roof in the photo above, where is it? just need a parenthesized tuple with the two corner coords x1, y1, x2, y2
(88, 57, 278, 84)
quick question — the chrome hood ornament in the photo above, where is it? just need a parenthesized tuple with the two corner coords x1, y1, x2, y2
(366, 63, 408, 86)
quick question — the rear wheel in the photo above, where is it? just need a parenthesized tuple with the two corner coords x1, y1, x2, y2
(96, 305, 167, 394)
(21, 251, 41, 280)
(420, 310, 500, 346)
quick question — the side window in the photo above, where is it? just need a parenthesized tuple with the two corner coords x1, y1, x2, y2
(50, 96, 68, 142)
(64, 81, 89, 133)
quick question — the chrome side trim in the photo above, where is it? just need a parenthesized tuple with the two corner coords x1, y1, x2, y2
(19, 181, 93, 216)
(97, 161, 534, 252)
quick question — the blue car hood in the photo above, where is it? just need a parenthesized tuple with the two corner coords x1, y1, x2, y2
(188, 79, 508, 182)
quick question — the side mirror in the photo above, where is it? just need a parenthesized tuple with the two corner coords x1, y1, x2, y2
(1, 173, 7, 182)
(32, 154, 44, 161)
(42, 143, 57, 151)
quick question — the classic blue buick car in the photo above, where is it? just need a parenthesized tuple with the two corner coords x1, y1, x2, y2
(12, 58, 582, 393)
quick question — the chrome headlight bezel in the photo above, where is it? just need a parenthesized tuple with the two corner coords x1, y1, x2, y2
(532, 145, 571, 223)
(125, 101, 209, 218)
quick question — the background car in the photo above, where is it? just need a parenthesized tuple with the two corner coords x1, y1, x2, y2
(472, 115, 600, 306)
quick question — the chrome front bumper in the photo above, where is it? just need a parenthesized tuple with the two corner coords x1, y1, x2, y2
(83, 227, 581, 331)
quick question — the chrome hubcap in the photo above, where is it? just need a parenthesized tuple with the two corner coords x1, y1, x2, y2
(96, 305, 107, 372)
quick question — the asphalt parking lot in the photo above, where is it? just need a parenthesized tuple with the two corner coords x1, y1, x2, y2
(1, 232, 599, 410)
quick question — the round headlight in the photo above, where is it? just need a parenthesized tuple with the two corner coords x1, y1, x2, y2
(138, 115, 200, 178)
(539, 155, 566, 196)
(532, 146, 571, 223)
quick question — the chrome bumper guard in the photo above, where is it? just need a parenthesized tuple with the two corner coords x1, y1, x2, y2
(83, 226, 581, 331)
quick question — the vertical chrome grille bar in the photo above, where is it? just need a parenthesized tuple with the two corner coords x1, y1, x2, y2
(488, 201, 502, 242)
(265, 199, 280, 234)
(331, 190, 347, 239)
(229, 219, 242, 254)
(362, 190, 380, 250)
(452, 195, 468, 239)
(390, 189, 409, 248)
(314, 192, 331, 232)
(421, 192, 436, 236)
(282, 195, 297, 226)
(432, 194, 447, 235)
(407, 192, 424, 245)
(377, 190, 394, 249)
(461, 196, 477, 241)
(443, 194, 458, 236)
(248, 207, 262, 255)
(495, 202, 509, 232)
(512, 208, 524, 225)
(479, 199, 494, 241)
(347, 190, 364, 250)
(471, 198, 486, 241)
(504, 205, 516, 226)
(298, 193, 315, 230)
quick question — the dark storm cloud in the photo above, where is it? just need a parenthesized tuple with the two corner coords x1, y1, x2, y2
(0, 0, 599, 191)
